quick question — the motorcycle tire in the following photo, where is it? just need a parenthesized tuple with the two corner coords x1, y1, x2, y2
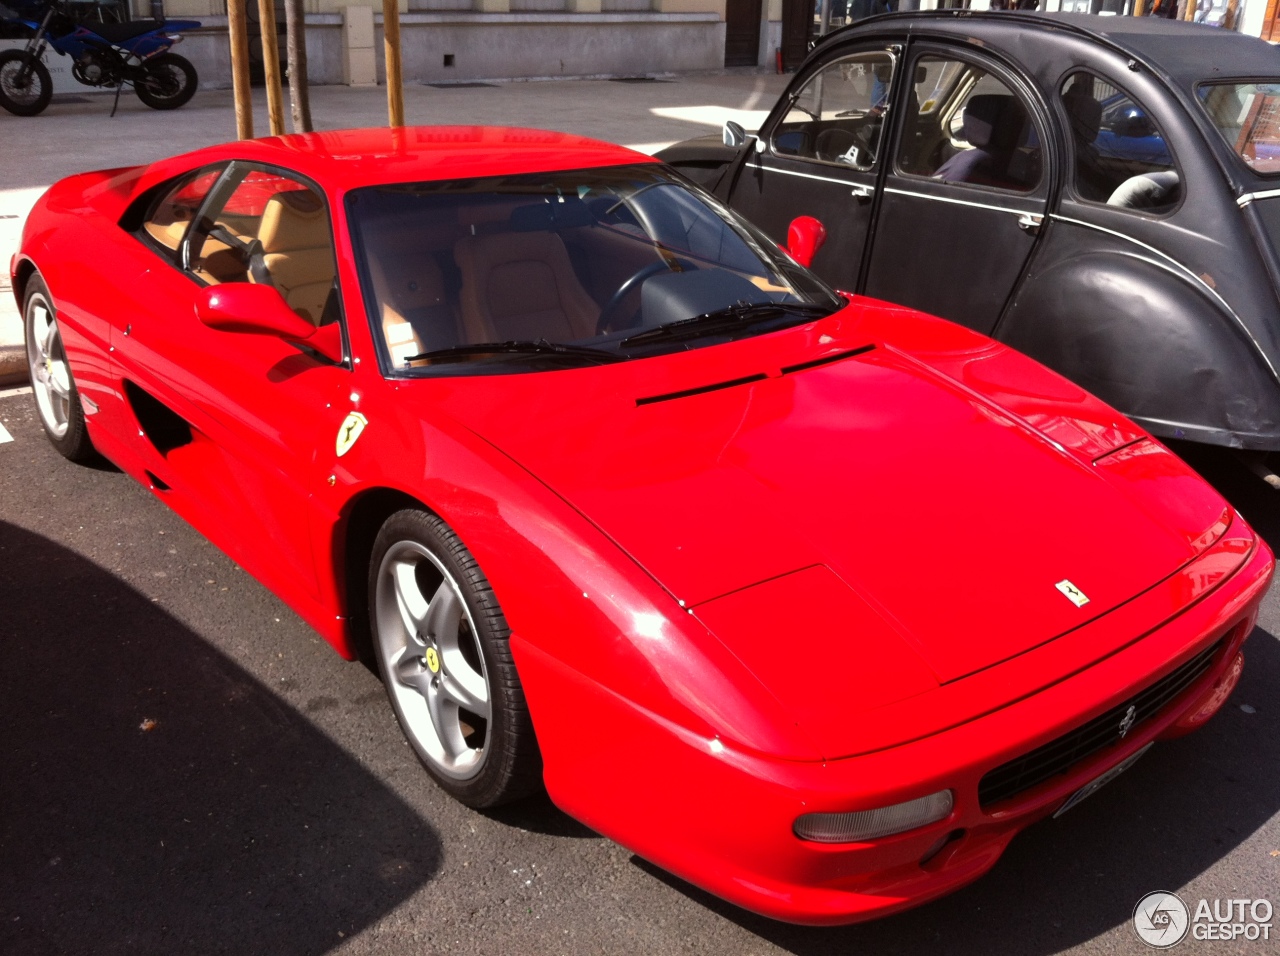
(134, 53, 197, 111)
(0, 50, 52, 117)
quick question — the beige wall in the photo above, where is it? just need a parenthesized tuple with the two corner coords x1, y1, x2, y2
(161, 0, 725, 14)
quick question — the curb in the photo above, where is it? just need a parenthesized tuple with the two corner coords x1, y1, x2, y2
(0, 346, 28, 388)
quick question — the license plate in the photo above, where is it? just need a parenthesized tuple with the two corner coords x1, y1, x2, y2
(1053, 743, 1153, 819)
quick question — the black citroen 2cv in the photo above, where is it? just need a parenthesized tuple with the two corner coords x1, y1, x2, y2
(660, 12, 1280, 453)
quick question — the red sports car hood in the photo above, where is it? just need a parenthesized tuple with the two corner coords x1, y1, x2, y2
(429, 311, 1229, 733)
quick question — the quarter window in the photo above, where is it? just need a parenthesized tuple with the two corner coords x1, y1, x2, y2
(772, 51, 895, 169)
(897, 55, 1042, 194)
(1061, 72, 1179, 213)
(138, 167, 221, 253)
(187, 168, 339, 326)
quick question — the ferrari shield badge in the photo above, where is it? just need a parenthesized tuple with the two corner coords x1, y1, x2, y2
(1055, 579, 1090, 608)
(335, 412, 368, 457)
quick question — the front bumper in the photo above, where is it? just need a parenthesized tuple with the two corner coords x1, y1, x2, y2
(514, 522, 1273, 925)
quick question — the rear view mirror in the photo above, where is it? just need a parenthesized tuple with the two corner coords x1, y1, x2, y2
(723, 120, 749, 148)
(196, 283, 342, 363)
(786, 216, 827, 269)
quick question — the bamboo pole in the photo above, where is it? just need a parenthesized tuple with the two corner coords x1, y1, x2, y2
(257, 0, 286, 136)
(383, 0, 404, 128)
(284, 0, 312, 132)
(227, 0, 253, 139)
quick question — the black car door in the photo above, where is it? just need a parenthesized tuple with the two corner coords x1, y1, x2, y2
(862, 44, 1051, 335)
(726, 41, 905, 291)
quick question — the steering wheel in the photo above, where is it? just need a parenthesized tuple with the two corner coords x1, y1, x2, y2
(596, 257, 695, 334)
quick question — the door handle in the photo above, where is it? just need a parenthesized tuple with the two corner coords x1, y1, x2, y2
(1017, 212, 1043, 234)
(850, 184, 874, 201)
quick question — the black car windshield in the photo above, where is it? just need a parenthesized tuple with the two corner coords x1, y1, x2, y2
(1197, 82, 1280, 175)
(347, 164, 843, 374)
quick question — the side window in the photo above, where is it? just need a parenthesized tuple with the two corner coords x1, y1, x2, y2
(772, 51, 895, 169)
(898, 55, 1042, 194)
(138, 167, 222, 254)
(1061, 72, 1180, 213)
(187, 168, 339, 326)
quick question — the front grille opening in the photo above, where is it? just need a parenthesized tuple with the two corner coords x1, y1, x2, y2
(978, 640, 1222, 810)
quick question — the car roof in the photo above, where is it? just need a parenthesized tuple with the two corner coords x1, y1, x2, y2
(827, 11, 1280, 90)
(157, 126, 657, 192)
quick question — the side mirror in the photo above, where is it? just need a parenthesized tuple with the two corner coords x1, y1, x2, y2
(785, 215, 827, 269)
(196, 283, 342, 363)
(723, 120, 749, 148)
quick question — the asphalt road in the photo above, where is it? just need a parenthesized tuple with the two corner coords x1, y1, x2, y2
(1, 387, 1277, 956)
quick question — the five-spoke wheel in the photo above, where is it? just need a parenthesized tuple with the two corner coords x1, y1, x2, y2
(369, 509, 540, 806)
(24, 275, 94, 461)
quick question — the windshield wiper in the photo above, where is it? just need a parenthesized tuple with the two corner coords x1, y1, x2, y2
(404, 339, 622, 366)
(620, 301, 833, 347)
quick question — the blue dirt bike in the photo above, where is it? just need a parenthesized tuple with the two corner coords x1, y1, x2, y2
(0, 0, 199, 116)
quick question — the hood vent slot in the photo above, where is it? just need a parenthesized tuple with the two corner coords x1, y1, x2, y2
(780, 344, 875, 376)
(636, 373, 767, 407)
(634, 345, 875, 406)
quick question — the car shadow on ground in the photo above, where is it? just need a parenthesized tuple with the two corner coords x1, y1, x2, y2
(0, 521, 442, 956)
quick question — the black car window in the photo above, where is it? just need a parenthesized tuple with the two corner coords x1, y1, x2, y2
(186, 167, 339, 327)
(133, 166, 222, 255)
(1197, 82, 1280, 176)
(1061, 72, 1180, 214)
(771, 50, 895, 170)
(897, 55, 1041, 193)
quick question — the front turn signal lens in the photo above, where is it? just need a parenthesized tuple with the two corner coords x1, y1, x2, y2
(794, 790, 954, 843)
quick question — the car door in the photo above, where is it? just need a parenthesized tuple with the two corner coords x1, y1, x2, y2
(726, 42, 904, 291)
(862, 45, 1050, 335)
(110, 161, 351, 603)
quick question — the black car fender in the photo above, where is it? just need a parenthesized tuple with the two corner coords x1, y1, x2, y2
(997, 237, 1280, 449)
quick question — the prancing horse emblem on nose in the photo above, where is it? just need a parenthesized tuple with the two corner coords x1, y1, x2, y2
(336, 412, 368, 457)
(1118, 704, 1137, 739)
(1055, 579, 1090, 608)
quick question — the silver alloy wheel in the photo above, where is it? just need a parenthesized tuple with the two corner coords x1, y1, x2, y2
(26, 292, 72, 440)
(374, 540, 491, 780)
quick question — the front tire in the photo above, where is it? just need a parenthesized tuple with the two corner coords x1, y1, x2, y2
(24, 276, 95, 462)
(0, 50, 52, 117)
(134, 53, 197, 110)
(369, 509, 541, 808)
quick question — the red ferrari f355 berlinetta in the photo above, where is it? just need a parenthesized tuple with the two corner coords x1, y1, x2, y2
(12, 126, 1273, 925)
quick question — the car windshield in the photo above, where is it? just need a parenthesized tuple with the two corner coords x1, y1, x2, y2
(347, 164, 843, 374)
(1197, 82, 1280, 175)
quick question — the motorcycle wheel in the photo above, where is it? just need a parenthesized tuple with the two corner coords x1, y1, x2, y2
(0, 50, 53, 117)
(134, 53, 197, 110)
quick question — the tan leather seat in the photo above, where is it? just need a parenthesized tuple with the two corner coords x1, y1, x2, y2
(256, 190, 336, 324)
(367, 247, 455, 366)
(454, 232, 599, 343)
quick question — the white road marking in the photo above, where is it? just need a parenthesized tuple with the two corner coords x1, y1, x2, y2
(0, 421, 12, 443)
(0, 385, 32, 399)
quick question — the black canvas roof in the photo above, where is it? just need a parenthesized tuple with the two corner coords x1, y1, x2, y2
(847, 11, 1280, 90)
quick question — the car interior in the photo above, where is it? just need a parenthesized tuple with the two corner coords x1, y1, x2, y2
(899, 58, 1042, 193)
(348, 172, 814, 368)
(137, 168, 342, 327)
(1061, 72, 1181, 213)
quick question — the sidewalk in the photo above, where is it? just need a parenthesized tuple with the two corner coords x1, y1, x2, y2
(0, 71, 787, 384)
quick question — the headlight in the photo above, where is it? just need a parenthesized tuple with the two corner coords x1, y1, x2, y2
(794, 790, 953, 843)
